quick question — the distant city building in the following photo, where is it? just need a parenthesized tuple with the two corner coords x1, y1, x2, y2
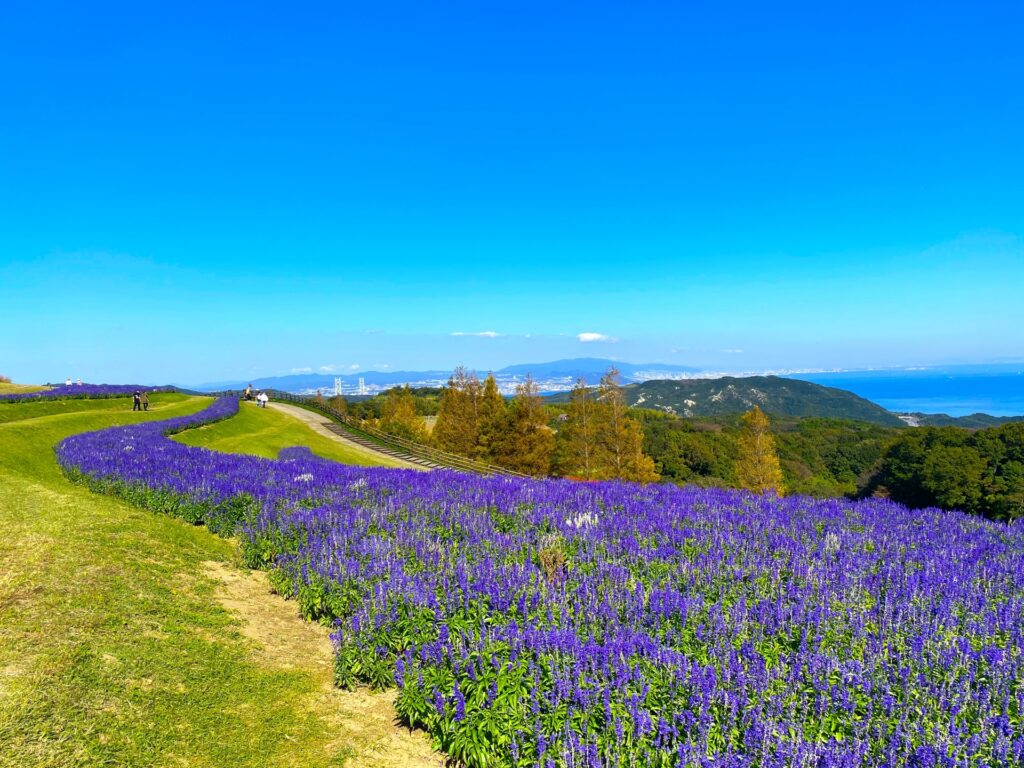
(358, 377, 367, 395)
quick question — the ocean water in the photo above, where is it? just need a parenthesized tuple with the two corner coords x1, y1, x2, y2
(788, 368, 1024, 417)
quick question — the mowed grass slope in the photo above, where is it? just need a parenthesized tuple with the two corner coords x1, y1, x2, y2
(0, 394, 422, 768)
(172, 400, 406, 467)
(0, 382, 50, 395)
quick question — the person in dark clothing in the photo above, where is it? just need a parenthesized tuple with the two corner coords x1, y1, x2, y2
(141, 391, 149, 411)
(133, 391, 142, 411)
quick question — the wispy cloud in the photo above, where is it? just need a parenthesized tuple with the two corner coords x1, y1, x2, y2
(291, 366, 313, 374)
(722, 348, 745, 354)
(451, 330, 500, 338)
(577, 332, 616, 343)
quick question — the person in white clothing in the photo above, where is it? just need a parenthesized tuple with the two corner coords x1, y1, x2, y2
(257, 391, 269, 408)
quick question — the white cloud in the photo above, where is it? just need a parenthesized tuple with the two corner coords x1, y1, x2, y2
(451, 330, 500, 338)
(577, 332, 616, 343)
(349, 364, 360, 370)
(722, 348, 745, 354)
(291, 367, 313, 374)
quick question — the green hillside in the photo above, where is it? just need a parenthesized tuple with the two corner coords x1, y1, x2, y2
(910, 412, 1024, 429)
(0, 393, 433, 768)
(173, 401, 406, 467)
(612, 376, 906, 426)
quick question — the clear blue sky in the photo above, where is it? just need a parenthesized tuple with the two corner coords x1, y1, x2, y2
(1, 1, 1022, 385)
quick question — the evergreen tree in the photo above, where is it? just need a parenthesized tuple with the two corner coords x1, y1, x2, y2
(557, 377, 600, 479)
(593, 368, 658, 482)
(735, 406, 784, 495)
(495, 375, 554, 475)
(432, 366, 482, 457)
(476, 373, 507, 462)
(379, 385, 427, 442)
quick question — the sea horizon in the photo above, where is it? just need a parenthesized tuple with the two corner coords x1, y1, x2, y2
(790, 368, 1024, 418)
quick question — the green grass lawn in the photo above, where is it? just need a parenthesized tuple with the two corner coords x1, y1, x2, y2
(0, 394, 390, 767)
(0, 392, 196, 425)
(173, 400, 405, 467)
(0, 382, 50, 395)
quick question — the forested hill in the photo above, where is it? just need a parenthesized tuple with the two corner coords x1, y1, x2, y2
(557, 376, 907, 427)
(910, 412, 1024, 428)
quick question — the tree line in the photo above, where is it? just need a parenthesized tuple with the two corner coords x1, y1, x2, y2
(428, 366, 660, 480)
(870, 422, 1024, 520)
(325, 368, 790, 493)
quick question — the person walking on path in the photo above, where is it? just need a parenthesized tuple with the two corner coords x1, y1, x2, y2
(141, 391, 150, 411)
(132, 391, 142, 412)
(257, 391, 269, 409)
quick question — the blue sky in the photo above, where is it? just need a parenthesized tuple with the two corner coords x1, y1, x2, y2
(1, 1, 1022, 385)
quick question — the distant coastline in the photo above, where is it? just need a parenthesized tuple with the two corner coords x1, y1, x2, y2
(788, 367, 1024, 418)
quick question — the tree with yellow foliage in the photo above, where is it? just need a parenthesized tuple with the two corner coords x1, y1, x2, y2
(379, 385, 427, 442)
(735, 406, 784, 495)
(594, 368, 659, 483)
(432, 366, 482, 456)
(493, 375, 554, 476)
(556, 377, 600, 479)
(476, 372, 507, 462)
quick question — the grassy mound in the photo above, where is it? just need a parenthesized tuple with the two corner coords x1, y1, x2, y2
(171, 400, 406, 467)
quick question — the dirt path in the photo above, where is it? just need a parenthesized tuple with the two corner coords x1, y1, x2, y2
(267, 402, 421, 469)
(202, 561, 442, 768)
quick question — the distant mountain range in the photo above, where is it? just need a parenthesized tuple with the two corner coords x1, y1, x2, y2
(195, 358, 700, 394)
(497, 358, 701, 381)
(194, 359, 1023, 428)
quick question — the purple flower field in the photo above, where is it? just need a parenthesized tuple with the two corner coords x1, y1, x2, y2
(0, 383, 174, 402)
(56, 397, 1024, 767)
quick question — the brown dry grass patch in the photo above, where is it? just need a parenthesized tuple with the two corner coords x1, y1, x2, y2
(201, 561, 441, 768)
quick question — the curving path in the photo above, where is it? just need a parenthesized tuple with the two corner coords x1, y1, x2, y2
(267, 402, 424, 470)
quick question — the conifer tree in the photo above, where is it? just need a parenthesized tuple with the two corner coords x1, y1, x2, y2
(594, 367, 659, 482)
(495, 375, 554, 476)
(735, 406, 784, 495)
(432, 366, 482, 457)
(476, 372, 507, 462)
(379, 385, 427, 442)
(557, 377, 600, 479)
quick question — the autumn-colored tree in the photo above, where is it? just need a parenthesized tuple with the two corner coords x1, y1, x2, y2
(476, 373, 508, 462)
(326, 395, 348, 415)
(432, 366, 482, 457)
(494, 375, 554, 475)
(735, 406, 784, 495)
(594, 367, 658, 482)
(556, 377, 601, 479)
(379, 385, 427, 442)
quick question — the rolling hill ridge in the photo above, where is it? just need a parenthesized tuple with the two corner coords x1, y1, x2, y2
(550, 375, 907, 427)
